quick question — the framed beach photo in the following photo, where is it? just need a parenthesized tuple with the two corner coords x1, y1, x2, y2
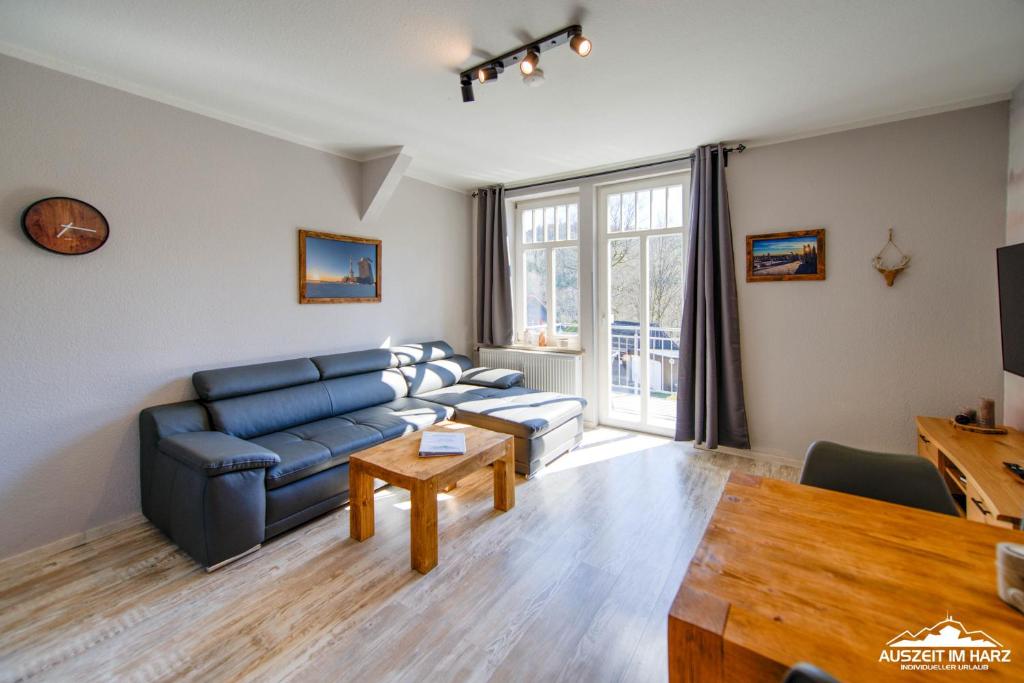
(298, 229, 381, 303)
(746, 229, 826, 282)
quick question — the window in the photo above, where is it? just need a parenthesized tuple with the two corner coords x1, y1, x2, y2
(513, 195, 580, 348)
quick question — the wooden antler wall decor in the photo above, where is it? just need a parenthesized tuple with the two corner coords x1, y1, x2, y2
(873, 228, 910, 287)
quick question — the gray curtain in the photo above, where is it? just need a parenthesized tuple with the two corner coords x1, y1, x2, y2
(476, 187, 513, 346)
(675, 145, 750, 449)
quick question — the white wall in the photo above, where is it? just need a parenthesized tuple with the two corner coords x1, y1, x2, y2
(0, 55, 473, 559)
(730, 104, 1009, 459)
(1006, 82, 1024, 430)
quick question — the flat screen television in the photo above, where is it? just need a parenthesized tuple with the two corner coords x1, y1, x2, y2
(998, 242, 1024, 377)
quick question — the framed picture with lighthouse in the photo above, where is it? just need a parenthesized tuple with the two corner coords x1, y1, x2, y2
(298, 229, 382, 303)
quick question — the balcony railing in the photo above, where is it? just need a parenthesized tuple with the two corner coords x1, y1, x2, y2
(609, 324, 680, 399)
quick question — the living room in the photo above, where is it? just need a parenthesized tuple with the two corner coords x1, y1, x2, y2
(1, 2, 1023, 681)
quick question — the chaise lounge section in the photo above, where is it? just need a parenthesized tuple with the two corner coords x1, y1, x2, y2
(140, 341, 585, 568)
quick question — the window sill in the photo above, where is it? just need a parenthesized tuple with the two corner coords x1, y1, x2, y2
(478, 344, 585, 356)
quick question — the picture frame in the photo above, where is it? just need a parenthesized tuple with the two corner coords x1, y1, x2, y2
(746, 228, 826, 282)
(298, 229, 382, 303)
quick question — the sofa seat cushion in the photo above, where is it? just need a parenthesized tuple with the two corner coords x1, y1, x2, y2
(251, 432, 336, 489)
(453, 392, 587, 439)
(253, 418, 384, 489)
(283, 418, 384, 457)
(415, 383, 535, 408)
(343, 398, 453, 439)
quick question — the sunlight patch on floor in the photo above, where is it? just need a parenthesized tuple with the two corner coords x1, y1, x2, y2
(536, 427, 674, 477)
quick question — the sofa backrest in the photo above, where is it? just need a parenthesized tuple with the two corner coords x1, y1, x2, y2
(400, 356, 473, 394)
(390, 341, 455, 367)
(192, 341, 466, 439)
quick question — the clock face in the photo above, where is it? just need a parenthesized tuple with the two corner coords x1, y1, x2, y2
(21, 197, 109, 255)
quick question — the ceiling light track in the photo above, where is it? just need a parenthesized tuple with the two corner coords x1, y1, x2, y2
(459, 25, 591, 102)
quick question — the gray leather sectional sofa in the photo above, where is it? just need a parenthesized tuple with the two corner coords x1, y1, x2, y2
(139, 341, 585, 569)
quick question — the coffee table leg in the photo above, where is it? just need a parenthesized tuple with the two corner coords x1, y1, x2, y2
(349, 461, 375, 541)
(410, 480, 438, 574)
(493, 440, 515, 512)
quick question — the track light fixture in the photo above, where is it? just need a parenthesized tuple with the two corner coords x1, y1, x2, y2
(458, 25, 591, 102)
(477, 64, 502, 83)
(520, 49, 539, 75)
(460, 77, 475, 103)
(569, 29, 592, 57)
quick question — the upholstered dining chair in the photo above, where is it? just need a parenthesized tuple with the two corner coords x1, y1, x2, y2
(800, 440, 960, 516)
(781, 662, 840, 683)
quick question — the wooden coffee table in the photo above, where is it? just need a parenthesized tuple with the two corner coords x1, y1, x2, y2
(348, 423, 515, 574)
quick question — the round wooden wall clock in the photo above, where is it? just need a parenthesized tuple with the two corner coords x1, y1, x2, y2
(21, 197, 109, 255)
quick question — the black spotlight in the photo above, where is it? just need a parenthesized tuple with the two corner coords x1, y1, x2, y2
(520, 50, 539, 75)
(569, 30, 592, 57)
(477, 63, 502, 83)
(460, 78, 475, 103)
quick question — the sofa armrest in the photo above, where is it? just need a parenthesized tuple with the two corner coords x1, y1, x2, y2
(461, 367, 525, 389)
(159, 432, 280, 476)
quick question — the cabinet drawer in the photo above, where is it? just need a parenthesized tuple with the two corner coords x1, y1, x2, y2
(916, 432, 939, 466)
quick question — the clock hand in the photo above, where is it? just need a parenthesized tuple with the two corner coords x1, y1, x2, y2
(58, 222, 98, 238)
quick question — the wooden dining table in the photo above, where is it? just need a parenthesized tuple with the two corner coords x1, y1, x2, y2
(669, 472, 1024, 682)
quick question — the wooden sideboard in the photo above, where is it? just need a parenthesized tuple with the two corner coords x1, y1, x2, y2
(916, 416, 1024, 529)
(668, 473, 1024, 682)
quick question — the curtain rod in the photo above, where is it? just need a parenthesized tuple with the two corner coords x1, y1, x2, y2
(472, 144, 745, 197)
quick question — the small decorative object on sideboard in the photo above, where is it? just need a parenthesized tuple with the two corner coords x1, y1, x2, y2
(978, 397, 996, 427)
(949, 398, 1008, 434)
(872, 227, 910, 287)
(954, 407, 977, 425)
(21, 197, 109, 255)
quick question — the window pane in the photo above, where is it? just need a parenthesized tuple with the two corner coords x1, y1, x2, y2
(554, 247, 579, 336)
(652, 187, 667, 229)
(568, 204, 579, 240)
(622, 192, 636, 231)
(545, 207, 556, 241)
(609, 238, 642, 421)
(522, 209, 532, 244)
(556, 205, 567, 241)
(533, 209, 544, 243)
(636, 190, 650, 230)
(667, 185, 684, 228)
(524, 249, 547, 333)
(608, 194, 621, 232)
(648, 234, 684, 426)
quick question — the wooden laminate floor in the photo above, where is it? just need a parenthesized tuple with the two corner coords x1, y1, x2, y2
(0, 429, 798, 683)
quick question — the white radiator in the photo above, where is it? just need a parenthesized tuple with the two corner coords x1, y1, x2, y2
(478, 347, 583, 396)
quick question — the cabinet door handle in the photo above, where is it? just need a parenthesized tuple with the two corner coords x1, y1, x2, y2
(970, 497, 991, 516)
(919, 434, 930, 444)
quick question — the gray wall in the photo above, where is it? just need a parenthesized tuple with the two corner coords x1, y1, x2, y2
(0, 55, 472, 559)
(729, 103, 1009, 459)
(1007, 82, 1024, 430)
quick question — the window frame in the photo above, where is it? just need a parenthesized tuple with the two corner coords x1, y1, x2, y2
(511, 193, 581, 349)
(596, 172, 690, 434)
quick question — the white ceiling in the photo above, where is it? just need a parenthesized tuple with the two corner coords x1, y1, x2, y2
(1, 1, 1023, 191)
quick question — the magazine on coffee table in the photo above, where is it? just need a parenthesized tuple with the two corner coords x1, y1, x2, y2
(419, 431, 467, 457)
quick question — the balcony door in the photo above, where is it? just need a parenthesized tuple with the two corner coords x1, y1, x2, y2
(597, 174, 688, 435)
